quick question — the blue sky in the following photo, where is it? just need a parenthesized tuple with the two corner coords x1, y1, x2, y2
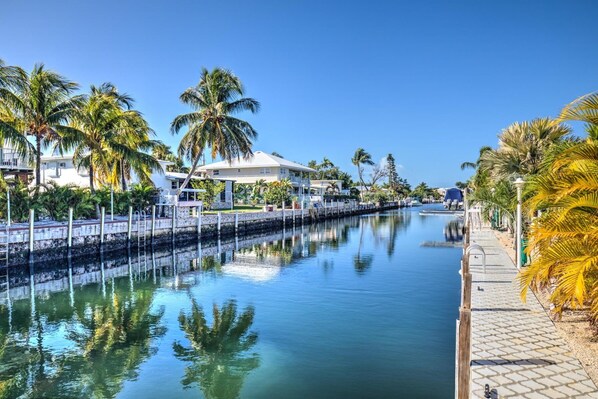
(2, 0, 597, 187)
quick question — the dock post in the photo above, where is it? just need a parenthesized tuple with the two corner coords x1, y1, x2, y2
(100, 207, 106, 245)
(235, 212, 239, 233)
(457, 251, 472, 399)
(67, 207, 73, 248)
(127, 206, 133, 243)
(151, 205, 156, 241)
(28, 209, 34, 253)
(197, 206, 202, 236)
(217, 212, 221, 233)
(281, 203, 285, 226)
(172, 206, 177, 241)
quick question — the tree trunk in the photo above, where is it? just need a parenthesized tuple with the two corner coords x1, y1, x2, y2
(177, 155, 202, 195)
(35, 134, 41, 187)
(89, 163, 100, 218)
(120, 159, 127, 191)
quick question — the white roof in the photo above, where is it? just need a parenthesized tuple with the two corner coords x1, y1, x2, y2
(198, 151, 316, 173)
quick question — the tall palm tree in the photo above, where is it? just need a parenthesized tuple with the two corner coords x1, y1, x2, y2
(3, 64, 83, 187)
(460, 146, 492, 170)
(171, 67, 260, 195)
(351, 148, 374, 194)
(1, 60, 33, 165)
(519, 125, 598, 321)
(59, 83, 160, 193)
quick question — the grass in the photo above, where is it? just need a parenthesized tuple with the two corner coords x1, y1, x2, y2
(203, 204, 264, 215)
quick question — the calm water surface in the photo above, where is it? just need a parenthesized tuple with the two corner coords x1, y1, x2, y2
(0, 205, 462, 398)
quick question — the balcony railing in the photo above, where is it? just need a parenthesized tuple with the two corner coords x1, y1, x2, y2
(0, 149, 31, 170)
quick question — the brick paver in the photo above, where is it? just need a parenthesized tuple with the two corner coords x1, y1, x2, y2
(468, 229, 598, 398)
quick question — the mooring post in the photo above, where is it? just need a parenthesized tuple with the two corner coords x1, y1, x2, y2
(281, 203, 285, 226)
(172, 205, 177, 241)
(292, 207, 296, 225)
(67, 207, 73, 248)
(100, 207, 106, 245)
(127, 206, 133, 243)
(457, 252, 472, 399)
(235, 212, 239, 233)
(151, 205, 156, 241)
(197, 206, 202, 236)
(28, 209, 34, 253)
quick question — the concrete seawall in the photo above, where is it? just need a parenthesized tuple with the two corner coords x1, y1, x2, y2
(2, 202, 402, 266)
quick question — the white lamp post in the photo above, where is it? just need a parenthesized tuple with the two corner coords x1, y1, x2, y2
(514, 177, 525, 269)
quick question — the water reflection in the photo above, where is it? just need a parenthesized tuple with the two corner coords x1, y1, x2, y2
(444, 220, 464, 243)
(174, 300, 259, 399)
(0, 277, 164, 398)
(0, 209, 458, 398)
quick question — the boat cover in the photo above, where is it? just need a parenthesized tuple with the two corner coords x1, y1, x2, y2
(444, 188, 463, 202)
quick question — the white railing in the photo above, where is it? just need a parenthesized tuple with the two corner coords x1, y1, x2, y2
(0, 149, 30, 170)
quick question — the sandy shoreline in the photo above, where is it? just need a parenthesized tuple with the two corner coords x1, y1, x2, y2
(492, 229, 598, 385)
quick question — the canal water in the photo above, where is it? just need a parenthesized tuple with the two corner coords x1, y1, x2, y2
(0, 205, 462, 398)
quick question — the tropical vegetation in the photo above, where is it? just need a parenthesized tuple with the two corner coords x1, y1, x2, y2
(463, 91, 598, 326)
(171, 67, 259, 194)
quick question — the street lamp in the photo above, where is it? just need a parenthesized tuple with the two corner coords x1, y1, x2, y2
(514, 177, 525, 269)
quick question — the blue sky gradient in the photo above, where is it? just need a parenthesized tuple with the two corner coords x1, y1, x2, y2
(2, 0, 597, 186)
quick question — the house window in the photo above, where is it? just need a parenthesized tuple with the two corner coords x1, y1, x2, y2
(281, 168, 287, 175)
(260, 168, 271, 174)
(59, 162, 66, 168)
(213, 170, 220, 176)
(171, 181, 178, 190)
(237, 169, 241, 173)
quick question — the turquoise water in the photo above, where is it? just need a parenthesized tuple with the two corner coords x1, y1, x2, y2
(0, 206, 462, 398)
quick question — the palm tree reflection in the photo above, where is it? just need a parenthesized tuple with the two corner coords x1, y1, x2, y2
(173, 299, 260, 399)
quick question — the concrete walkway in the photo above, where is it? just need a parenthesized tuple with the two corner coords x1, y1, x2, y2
(468, 229, 598, 398)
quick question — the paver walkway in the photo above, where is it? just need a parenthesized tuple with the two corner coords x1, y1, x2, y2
(468, 228, 598, 398)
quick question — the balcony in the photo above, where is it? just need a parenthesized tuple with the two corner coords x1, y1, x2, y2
(0, 149, 32, 172)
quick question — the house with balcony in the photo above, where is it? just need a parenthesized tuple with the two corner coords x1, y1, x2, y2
(37, 154, 234, 210)
(0, 146, 32, 181)
(197, 151, 315, 195)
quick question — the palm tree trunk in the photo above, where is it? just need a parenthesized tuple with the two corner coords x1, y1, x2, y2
(177, 155, 202, 196)
(89, 163, 100, 218)
(35, 134, 41, 187)
(120, 159, 127, 191)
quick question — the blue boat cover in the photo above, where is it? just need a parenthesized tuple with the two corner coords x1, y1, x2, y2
(444, 188, 463, 202)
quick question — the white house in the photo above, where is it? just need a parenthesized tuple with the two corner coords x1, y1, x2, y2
(197, 151, 315, 194)
(0, 145, 32, 181)
(37, 154, 234, 210)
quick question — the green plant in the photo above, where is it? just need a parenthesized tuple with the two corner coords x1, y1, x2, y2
(36, 182, 97, 221)
(191, 179, 225, 210)
(263, 179, 291, 206)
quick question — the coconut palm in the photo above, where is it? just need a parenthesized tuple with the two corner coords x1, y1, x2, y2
(519, 125, 598, 321)
(173, 299, 259, 399)
(58, 83, 160, 193)
(460, 146, 492, 170)
(0, 60, 28, 157)
(171, 67, 260, 195)
(2, 64, 83, 187)
(352, 148, 374, 196)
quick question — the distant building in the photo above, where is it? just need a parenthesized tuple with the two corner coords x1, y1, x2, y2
(198, 151, 315, 194)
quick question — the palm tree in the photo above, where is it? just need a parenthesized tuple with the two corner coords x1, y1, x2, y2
(173, 299, 259, 398)
(460, 146, 492, 170)
(171, 67, 260, 195)
(59, 83, 160, 193)
(351, 148, 374, 196)
(251, 179, 267, 204)
(3, 64, 83, 187)
(558, 91, 598, 125)
(0, 61, 31, 172)
(479, 118, 571, 180)
(519, 125, 598, 321)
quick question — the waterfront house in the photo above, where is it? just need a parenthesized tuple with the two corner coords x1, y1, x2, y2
(37, 153, 234, 209)
(198, 151, 316, 195)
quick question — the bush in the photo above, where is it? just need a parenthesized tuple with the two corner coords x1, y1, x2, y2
(36, 182, 97, 221)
